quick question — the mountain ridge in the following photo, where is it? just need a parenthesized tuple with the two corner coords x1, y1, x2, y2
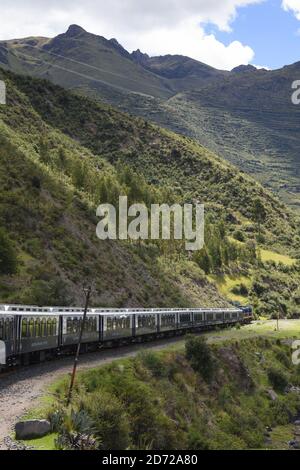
(2, 25, 300, 212)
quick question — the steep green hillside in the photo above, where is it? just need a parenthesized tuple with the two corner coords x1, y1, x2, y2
(8, 71, 298, 247)
(2, 25, 300, 209)
(28, 329, 300, 450)
(0, 70, 226, 308)
(0, 67, 300, 315)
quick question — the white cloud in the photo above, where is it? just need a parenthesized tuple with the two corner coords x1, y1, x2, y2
(0, 0, 263, 70)
(253, 64, 270, 70)
(282, 0, 300, 20)
(123, 19, 255, 70)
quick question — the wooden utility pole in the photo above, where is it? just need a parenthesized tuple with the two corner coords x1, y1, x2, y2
(67, 286, 92, 406)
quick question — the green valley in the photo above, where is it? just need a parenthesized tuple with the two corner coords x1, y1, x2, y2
(2, 26, 300, 210)
(0, 67, 299, 316)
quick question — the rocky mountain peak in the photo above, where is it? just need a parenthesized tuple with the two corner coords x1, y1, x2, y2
(131, 49, 150, 65)
(65, 24, 86, 37)
(231, 64, 257, 74)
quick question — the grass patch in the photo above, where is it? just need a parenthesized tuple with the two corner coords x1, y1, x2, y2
(260, 249, 296, 266)
(267, 425, 294, 450)
(208, 273, 252, 303)
(18, 433, 57, 450)
(21, 393, 57, 421)
(167, 320, 300, 353)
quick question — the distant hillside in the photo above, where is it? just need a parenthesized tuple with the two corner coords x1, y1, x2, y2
(171, 65, 300, 210)
(1, 25, 300, 210)
(0, 68, 300, 316)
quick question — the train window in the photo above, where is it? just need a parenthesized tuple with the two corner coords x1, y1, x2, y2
(216, 313, 223, 320)
(67, 317, 96, 334)
(138, 315, 155, 329)
(53, 319, 57, 336)
(35, 319, 41, 338)
(225, 313, 231, 320)
(20, 317, 57, 338)
(180, 313, 191, 323)
(42, 318, 47, 337)
(21, 319, 28, 338)
(206, 313, 214, 321)
(232, 313, 238, 319)
(120, 317, 130, 329)
(4, 319, 11, 340)
(194, 313, 203, 322)
(75, 318, 80, 331)
(29, 319, 35, 338)
(87, 317, 97, 332)
(47, 318, 52, 336)
(0, 318, 14, 341)
(107, 316, 130, 331)
(161, 314, 176, 327)
(107, 317, 113, 331)
(67, 318, 74, 334)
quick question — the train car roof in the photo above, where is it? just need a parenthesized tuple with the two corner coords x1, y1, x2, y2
(0, 304, 244, 316)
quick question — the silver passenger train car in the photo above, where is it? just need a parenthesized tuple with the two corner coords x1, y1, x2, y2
(0, 304, 253, 369)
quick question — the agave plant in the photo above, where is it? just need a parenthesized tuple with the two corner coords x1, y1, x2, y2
(54, 408, 99, 450)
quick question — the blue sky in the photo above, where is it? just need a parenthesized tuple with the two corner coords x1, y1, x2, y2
(208, 0, 300, 69)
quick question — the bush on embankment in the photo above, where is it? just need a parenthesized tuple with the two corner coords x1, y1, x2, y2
(46, 336, 300, 450)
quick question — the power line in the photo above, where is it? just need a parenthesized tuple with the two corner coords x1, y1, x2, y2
(2, 40, 172, 97)
(14, 48, 153, 97)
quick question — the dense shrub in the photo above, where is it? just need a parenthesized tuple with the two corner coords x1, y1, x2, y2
(0, 228, 18, 274)
(45, 336, 300, 451)
(139, 351, 167, 378)
(233, 230, 245, 242)
(267, 367, 289, 392)
(29, 277, 72, 306)
(187, 428, 210, 450)
(82, 390, 131, 450)
(274, 347, 291, 368)
(185, 335, 215, 381)
(231, 283, 249, 296)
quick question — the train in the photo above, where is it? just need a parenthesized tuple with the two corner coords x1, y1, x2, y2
(0, 304, 253, 370)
